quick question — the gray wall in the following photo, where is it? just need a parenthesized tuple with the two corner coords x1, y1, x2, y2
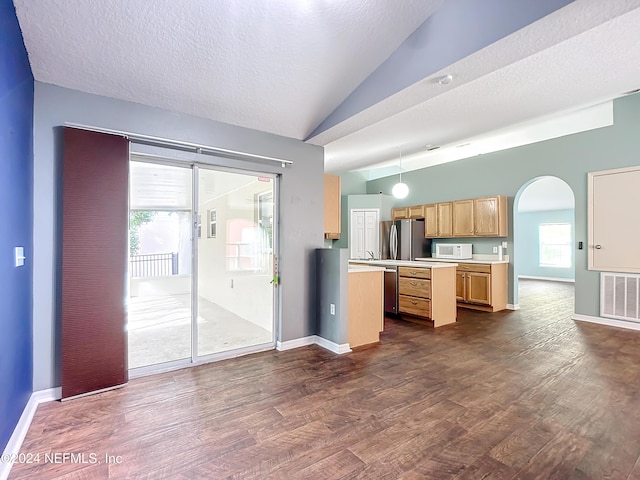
(515, 209, 575, 280)
(316, 248, 349, 345)
(367, 92, 640, 315)
(32, 82, 324, 391)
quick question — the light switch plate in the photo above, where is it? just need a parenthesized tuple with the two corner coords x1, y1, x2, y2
(15, 247, 25, 267)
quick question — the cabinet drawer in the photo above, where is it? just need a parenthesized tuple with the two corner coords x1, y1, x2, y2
(398, 266, 431, 279)
(399, 277, 430, 298)
(399, 295, 431, 318)
(456, 263, 491, 274)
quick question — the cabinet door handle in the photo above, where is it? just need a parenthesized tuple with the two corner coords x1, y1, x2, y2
(409, 270, 418, 275)
(410, 300, 418, 305)
(595, 245, 602, 249)
(410, 281, 418, 286)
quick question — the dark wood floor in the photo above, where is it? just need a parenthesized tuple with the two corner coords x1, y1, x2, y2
(11, 280, 640, 479)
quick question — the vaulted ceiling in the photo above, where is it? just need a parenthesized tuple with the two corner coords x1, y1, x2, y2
(13, 0, 640, 177)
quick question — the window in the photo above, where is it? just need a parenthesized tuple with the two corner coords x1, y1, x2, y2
(539, 223, 571, 267)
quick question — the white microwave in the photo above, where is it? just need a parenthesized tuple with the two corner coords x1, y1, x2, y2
(435, 243, 472, 259)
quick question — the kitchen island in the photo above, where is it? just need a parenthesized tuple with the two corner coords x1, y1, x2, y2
(349, 260, 457, 327)
(416, 256, 509, 312)
(347, 264, 385, 347)
(317, 249, 388, 353)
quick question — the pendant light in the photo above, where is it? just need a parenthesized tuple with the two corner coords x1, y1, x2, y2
(392, 149, 409, 199)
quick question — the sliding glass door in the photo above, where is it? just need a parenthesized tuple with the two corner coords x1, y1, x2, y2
(196, 167, 275, 358)
(128, 161, 193, 369)
(128, 159, 276, 372)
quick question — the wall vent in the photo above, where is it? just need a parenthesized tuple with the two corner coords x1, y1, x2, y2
(601, 272, 640, 323)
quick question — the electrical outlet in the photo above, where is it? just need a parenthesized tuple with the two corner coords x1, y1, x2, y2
(492, 247, 498, 253)
(502, 241, 508, 249)
(330, 304, 335, 315)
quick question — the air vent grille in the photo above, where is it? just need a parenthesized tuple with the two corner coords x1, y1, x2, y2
(601, 272, 640, 322)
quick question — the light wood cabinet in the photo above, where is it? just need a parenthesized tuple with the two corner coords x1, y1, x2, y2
(348, 269, 384, 348)
(424, 202, 452, 238)
(452, 199, 474, 237)
(408, 205, 425, 219)
(474, 196, 507, 236)
(324, 174, 341, 239)
(455, 262, 507, 312)
(394, 195, 507, 238)
(391, 207, 409, 220)
(452, 196, 507, 237)
(397, 266, 456, 327)
(398, 266, 431, 319)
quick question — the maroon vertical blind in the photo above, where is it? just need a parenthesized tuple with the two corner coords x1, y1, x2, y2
(61, 127, 129, 400)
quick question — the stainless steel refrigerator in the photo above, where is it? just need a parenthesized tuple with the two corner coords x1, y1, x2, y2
(380, 219, 432, 314)
(380, 219, 432, 261)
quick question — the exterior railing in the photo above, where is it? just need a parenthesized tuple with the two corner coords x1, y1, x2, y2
(129, 252, 178, 278)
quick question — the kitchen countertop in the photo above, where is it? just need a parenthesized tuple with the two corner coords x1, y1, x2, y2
(349, 259, 457, 269)
(415, 256, 509, 265)
(348, 264, 386, 273)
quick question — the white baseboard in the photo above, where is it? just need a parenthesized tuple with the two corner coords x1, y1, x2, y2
(1, 387, 60, 480)
(572, 314, 640, 332)
(276, 336, 316, 351)
(277, 335, 351, 354)
(314, 336, 352, 354)
(518, 275, 575, 283)
(506, 304, 520, 310)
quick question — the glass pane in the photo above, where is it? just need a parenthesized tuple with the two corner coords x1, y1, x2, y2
(539, 223, 572, 267)
(127, 162, 192, 369)
(197, 169, 274, 357)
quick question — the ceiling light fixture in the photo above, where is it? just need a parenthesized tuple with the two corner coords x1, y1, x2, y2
(392, 149, 408, 199)
(437, 74, 453, 85)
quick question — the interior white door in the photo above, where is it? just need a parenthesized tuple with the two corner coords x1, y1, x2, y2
(364, 210, 380, 258)
(350, 209, 380, 259)
(350, 210, 366, 259)
(589, 166, 640, 272)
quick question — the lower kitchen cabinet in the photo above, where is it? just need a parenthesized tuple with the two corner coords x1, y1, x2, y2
(456, 262, 507, 312)
(398, 265, 456, 327)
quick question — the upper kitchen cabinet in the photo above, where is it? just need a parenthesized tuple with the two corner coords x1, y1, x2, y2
(453, 195, 507, 237)
(324, 174, 341, 239)
(452, 199, 474, 237)
(391, 207, 409, 220)
(407, 205, 425, 219)
(474, 196, 507, 236)
(424, 202, 452, 238)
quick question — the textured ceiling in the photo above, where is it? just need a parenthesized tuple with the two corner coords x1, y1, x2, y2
(13, 0, 440, 140)
(13, 0, 640, 176)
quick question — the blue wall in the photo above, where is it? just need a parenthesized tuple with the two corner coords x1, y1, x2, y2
(515, 209, 575, 280)
(0, 0, 34, 452)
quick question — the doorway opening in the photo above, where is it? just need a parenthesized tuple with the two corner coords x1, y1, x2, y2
(513, 176, 575, 314)
(127, 158, 277, 375)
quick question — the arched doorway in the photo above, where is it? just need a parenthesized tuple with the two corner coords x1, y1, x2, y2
(513, 176, 575, 310)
